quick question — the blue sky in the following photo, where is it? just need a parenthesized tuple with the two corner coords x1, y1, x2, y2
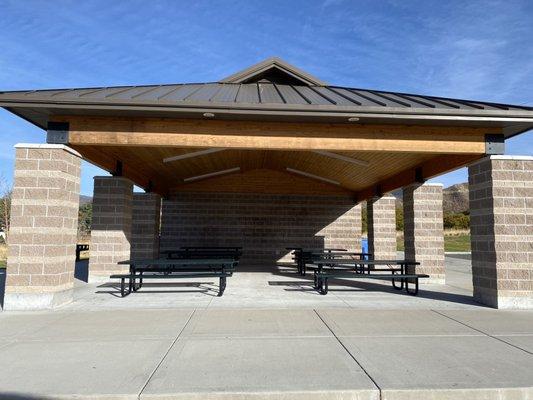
(0, 0, 531, 195)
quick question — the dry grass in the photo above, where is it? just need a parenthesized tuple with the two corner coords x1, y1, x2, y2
(0, 242, 6, 268)
(396, 229, 471, 252)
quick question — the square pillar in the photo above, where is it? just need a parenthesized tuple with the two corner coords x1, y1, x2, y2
(403, 183, 445, 284)
(5, 144, 81, 310)
(131, 193, 161, 260)
(321, 202, 362, 252)
(88, 177, 133, 281)
(468, 155, 533, 309)
(367, 196, 396, 260)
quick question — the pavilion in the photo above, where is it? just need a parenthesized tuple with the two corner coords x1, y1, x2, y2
(0, 57, 531, 310)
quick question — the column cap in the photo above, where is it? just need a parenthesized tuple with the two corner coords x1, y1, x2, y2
(488, 155, 533, 161)
(404, 182, 443, 188)
(469, 155, 533, 168)
(15, 143, 82, 158)
(93, 176, 135, 186)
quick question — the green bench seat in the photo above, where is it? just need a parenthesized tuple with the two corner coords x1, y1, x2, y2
(110, 271, 233, 297)
(314, 270, 429, 295)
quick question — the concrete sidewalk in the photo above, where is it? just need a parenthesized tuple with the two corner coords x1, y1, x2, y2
(0, 308, 532, 399)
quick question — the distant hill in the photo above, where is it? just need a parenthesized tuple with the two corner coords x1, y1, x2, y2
(79, 195, 92, 206)
(391, 183, 469, 214)
(442, 183, 469, 213)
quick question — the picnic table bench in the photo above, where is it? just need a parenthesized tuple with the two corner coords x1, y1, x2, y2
(111, 258, 238, 297)
(294, 250, 372, 275)
(308, 258, 428, 295)
(287, 248, 351, 275)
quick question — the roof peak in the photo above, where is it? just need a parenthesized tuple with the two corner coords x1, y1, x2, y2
(219, 57, 327, 86)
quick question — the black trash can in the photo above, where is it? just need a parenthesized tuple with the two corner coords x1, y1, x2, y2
(0, 268, 6, 310)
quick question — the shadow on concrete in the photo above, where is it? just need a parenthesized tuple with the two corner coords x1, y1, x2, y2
(95, 281, 219, 297)
(269, 272, 482, 307)
(0, 393, 53, 400)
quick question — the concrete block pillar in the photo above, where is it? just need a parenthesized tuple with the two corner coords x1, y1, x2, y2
(131, 193, 161, 260)
(88, 176, 133, 281)
(468, 155, 533, 309)
(322, 202, 362, 252)
(367, 196, 396, 260)
(5, 144, 81, 310)
(403, 183, 445, 284)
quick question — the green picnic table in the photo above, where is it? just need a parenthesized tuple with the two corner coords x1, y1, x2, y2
(112, 258, 238, 297)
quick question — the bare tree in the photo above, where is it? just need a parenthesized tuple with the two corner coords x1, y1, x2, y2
(0, 173, 12, 242)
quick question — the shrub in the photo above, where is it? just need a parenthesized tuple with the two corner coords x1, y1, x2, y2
(443, 212, 470, 230)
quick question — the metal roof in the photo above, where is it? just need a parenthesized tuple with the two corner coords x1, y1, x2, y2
(1, 58, 532, 138)
(2, 82, 531, 112)
(220, 57, 327, 86)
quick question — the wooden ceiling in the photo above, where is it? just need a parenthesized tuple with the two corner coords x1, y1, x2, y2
(69, 144, 479, 200)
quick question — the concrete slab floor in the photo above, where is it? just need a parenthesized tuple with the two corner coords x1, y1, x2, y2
(0, 308, 532, 399)
(0, 338, 172, 399)
(340, 335, 533, 399)
(1, 256, 532, 399)
(181, 309, 331, 338)
(64, 255, 479, 311)
(316, 309, 480, 337)
(141, 336, 379, 399)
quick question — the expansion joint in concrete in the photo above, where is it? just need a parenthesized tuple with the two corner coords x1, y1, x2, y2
(137, 309, 197, 399)
(431, 310, 532, 355)
(313, 309, 382, 397)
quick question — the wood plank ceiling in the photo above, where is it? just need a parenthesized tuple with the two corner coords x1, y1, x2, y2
(69, 143, 470, 199)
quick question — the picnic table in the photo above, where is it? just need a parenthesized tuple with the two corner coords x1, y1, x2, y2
(112, 258, 238, 297)
(294, 250, 372, 275)
(308, 258, 428, 295)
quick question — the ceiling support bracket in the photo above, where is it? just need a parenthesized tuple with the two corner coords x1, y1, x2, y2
(146, 180, 154, 193)
(112, 160, 123, 177)
(485, 134, 505, 155)
(415, 167, 425, 184)
(374, 184, 383, 198)
(46, 122, 69, 144)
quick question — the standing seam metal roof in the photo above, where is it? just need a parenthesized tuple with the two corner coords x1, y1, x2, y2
(1, 82, 531, 112)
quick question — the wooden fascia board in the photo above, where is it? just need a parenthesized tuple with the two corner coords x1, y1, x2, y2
(55, 116, 492, 154)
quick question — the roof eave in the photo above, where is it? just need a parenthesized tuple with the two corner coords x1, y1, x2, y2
(1, 100, 533, 139)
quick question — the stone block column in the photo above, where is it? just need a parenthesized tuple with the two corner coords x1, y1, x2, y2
(403, 183, 445, 283)
(468, 155, 533, 309)
(88, 177, 133, 281)
(367, 196, 396, 260)
(5, 144, 81, 310)
(131, 193, 161, 260)
(321, 202, 362, 252)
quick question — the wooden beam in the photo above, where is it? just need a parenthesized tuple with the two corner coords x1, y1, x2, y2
(57, 116, 493, 154)
(355, 154, 483, 202)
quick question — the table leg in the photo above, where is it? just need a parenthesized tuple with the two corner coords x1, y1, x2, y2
(218, 276, 227, 296)
(320, 277, 328, 295)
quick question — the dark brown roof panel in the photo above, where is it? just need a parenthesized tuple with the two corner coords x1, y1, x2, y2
(185, 84, 222, 102)
(313, 87, 359, 106)
(275, 85, 309, 104)
(258, 83, 284, 104)
(210, 84, 240, 102)
(292, 86, 334, 105)
(236, 84, 259, 103)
